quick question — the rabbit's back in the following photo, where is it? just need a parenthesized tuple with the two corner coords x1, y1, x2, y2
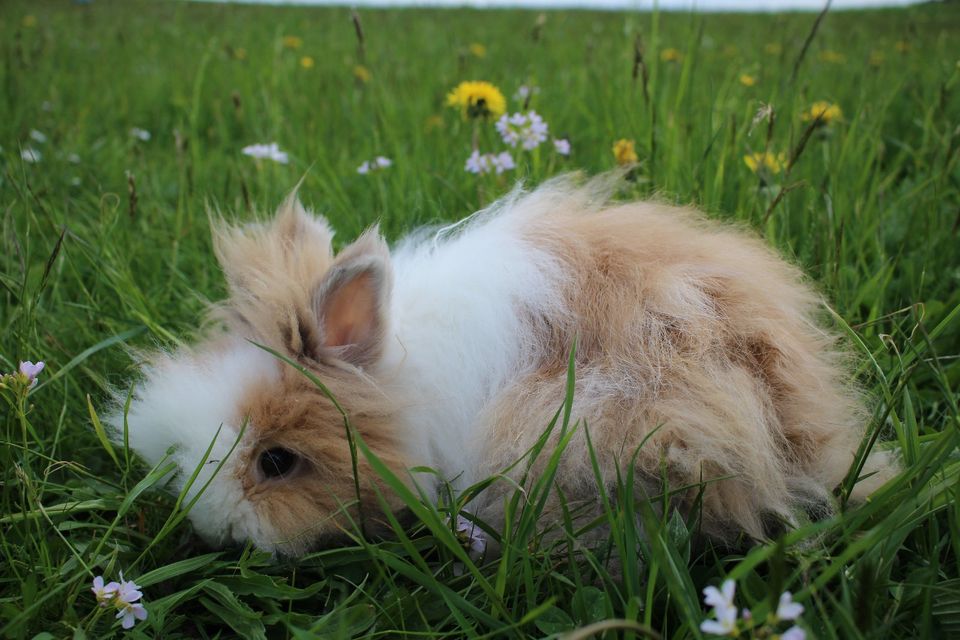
(454, 185, 886, 540)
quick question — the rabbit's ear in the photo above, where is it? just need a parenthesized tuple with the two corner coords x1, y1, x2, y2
(313, 227, 392, 368)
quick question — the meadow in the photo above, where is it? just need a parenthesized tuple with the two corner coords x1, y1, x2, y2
(2, 0, 959, 637)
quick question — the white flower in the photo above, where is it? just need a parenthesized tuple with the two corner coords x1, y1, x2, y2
(357, 155, 392, 174)
(29, 129, 47, 144)
(781, 626, 806, 640)
(116, 602, 148, 629)
(242, 142, 289, 164)
(114, 573, 143, 606)
(465, 150, 515, 175)
(91, 576, 118, 607)
(21, 148, 42, 163)
(553, 138, 571, 155)
(495, 111, 549, 150)
(67, 153, 81, 164)
(513, 84, 540, 102)
(465, 150, 487, 174)
(452, 514, 487, 559)
(703, 580, 736, 609)
(777, 591, 804, 621)
(491, 151, 515, 174)
(701, 580, 738, 636)
(130, 127, 151, 141)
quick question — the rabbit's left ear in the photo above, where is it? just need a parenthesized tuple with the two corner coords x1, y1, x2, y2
(313, 227, 393, 368)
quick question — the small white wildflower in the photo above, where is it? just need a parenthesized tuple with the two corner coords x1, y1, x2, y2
(29, 129, 47, 144)
(465, 150, 488, 174)
(781, 626, 806, 640)
(776, 591, 804, 621)
(242, 142, 288, 164)
(116, 602, 148, 629)
(19, 361, 45, 385)
(703, 580, 736, 609)
(465, 150, 514, 175)
(452, 514, 486, 560)
(357, 155, 392, 175)
(129, 127, 151, 141)
(513, 84, 540, 103)
(114, 573, 143, 606)
(67, 153, 81, 163)
(495, 111, 548, 150)
(91, 576, 118, 607)
(701, 580, 738, 636)
(491, 151, 515, 174)
(69, 177, 81, 187)
(553, 138, 571, 156)
(21, 148, 42, 163)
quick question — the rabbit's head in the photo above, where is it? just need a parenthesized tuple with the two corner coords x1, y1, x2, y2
(109, 196, 409, 555)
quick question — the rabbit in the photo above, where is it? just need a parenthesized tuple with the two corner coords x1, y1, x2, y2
(107, 174, 897, 556)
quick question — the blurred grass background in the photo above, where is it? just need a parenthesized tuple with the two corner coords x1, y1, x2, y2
(1, 0, 959, 637)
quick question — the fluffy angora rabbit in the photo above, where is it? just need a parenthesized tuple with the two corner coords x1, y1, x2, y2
(109, 175, 895, 555)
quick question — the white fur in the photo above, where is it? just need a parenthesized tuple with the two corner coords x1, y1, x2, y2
(380, 195, 567, 490)
(107, 341, 278, 546)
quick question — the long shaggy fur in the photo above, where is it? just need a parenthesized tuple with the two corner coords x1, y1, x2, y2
(108, 174, 897, 554)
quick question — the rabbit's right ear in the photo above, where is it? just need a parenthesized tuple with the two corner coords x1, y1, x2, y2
(212, 194, 337, 357)
(312, 228, 393, 369)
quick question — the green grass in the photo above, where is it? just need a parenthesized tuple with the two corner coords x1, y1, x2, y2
(2, 0, 959, 637)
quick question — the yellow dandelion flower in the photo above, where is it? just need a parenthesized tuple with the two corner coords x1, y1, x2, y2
(895, 40, 910, 53)
(612, 139, 638, 166)
(469, 43, 487, 58)
(744, 151, 786, 175)
(801, 101, 843, 124)
(764, 43, 782, 56)
(233, 47, 248, 61)
(353, 65, 371, 83)
(282, 35, 303, 50)
(819, 50, 846, 64)
(739, 74, 757, 87)
(446, 81, 506, 120)
(660, 48, 683, 63)
(300, 56, 315, 69)
(868, 51, 885, 67)
(22, 15, 37, 28)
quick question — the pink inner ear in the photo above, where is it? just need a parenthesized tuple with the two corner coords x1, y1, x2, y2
(322, 272, 379, 348)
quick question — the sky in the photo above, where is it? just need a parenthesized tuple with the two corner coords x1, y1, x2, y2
(205, 0, 926, 10)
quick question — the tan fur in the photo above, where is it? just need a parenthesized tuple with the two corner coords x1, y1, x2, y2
(236, 366, 408, 555)
(473, 181, 894, 540)
(211, 195, 336, 360)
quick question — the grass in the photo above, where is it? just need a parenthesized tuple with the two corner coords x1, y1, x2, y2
(1, 0, 959, 637)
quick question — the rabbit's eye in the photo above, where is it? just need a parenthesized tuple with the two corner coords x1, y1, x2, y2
(259, 447, 299, 479)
